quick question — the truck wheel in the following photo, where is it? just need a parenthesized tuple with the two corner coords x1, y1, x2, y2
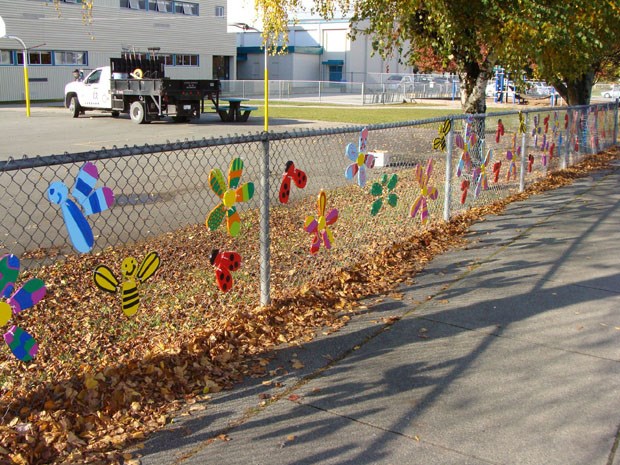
(69, 96, 82, 118)
(129, 101, 147, 124)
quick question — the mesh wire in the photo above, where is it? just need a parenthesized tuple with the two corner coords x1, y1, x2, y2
(0, 103, 617, 301)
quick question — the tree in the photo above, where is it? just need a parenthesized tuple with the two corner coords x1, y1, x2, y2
(256, 0, 521, 113)
(257, 0, 620, 111)
(501, 1, 620, 105)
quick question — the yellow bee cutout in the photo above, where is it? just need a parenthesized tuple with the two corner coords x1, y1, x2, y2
(93, 252, 161, 317)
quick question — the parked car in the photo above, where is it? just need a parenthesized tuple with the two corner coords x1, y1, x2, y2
(602, 85, 620, 99)
(486, 81, 498, 97)
(385, 75, 415, 92)
(526, 81, 553, 97)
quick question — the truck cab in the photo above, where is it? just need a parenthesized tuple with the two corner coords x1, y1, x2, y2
(65, 67, 114, 114)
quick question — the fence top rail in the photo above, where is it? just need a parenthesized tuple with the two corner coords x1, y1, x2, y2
(1, 102, 616, 172)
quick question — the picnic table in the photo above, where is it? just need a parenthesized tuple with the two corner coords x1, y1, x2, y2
(212, 97, 258, 122)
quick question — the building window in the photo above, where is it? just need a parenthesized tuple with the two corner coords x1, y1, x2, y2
(54, 51, 88, 65)
(175, 54, 198, 66)
(155, 0, 171, 12)
(0, 50, 15, 65)
(120, 0, 198, 14)
(120, 0, 147, 10)
(161, 54, 173, 66)
(175, 1, 198, 15)
(17, 51, 52, 65)
(215, 5, 224, 17)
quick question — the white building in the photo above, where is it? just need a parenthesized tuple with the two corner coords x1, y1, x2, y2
(0, 0, 236, 102)
(234, 18, 414, 83)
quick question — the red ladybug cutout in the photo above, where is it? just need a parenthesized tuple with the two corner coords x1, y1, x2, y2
(492, 161, 502, 183)
(279, 161, 308, 204)
(210, 249, 241, 293)
(496, 119, 505, 143)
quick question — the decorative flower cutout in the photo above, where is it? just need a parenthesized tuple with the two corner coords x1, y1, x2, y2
(370, 174, 398, 216)
(506, 133, 519, 181)
(474, 149, 492, 198)
(0, 254, 46, 362)
(304, 190, 338, 254)
(410, 159, 438, 224)
(206, 158, 255, 237)
(345, 127, 375, 187)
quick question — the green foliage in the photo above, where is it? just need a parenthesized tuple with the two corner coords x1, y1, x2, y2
(256, 0, 620, 108)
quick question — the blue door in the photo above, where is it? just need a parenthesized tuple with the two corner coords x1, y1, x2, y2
(328, 65, 343, 82)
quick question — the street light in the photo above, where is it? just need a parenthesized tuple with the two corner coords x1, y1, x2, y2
(0, 16, 31, 117)
(230, 22, 269, 132)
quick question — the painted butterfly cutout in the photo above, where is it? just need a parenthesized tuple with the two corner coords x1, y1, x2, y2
(0, 254, 46, 362)
(345, 127, 375, 187)
(279, 161, 307, 204)
(48, 162, 114, 253)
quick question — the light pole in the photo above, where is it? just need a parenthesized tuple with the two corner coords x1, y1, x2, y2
(0, 16, 31, 117)
(230, 22, 269, 132)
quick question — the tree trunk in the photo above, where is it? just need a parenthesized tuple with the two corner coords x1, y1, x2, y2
(553, 70, 596, 106)
(458, 60, 491, 114)
(457, 60, 493, 162)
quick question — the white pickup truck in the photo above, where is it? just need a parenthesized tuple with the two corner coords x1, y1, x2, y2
(64, 58, 221, 124)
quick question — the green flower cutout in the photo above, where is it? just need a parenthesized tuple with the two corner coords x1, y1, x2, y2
(370, 174, 398, 216)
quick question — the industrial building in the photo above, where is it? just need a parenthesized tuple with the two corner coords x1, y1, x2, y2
(0, 0, 236, 102)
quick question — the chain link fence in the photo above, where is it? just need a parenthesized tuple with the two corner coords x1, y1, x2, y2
(0, 103, 617, 306)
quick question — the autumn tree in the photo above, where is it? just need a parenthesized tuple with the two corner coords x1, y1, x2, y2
(257, 0, 620, 110)
(501, 1, 620, 105)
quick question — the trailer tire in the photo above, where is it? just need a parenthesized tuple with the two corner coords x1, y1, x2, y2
(69, 96, 82, 118)
(130, 101, 147, 124)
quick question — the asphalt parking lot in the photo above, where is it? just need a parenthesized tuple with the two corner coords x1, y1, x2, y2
(0, 104, 349, 160)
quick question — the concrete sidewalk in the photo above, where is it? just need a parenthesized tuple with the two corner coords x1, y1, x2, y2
(131, 161, 620, 465)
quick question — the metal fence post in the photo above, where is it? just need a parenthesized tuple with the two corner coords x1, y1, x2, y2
(443, 117, 454, 222)
(614, 99, 619, 146)
(519, 112, 529, 193)
(260, 133, 271, 306)
(563, 109, 571, 169)
(361, 82, 365, 105)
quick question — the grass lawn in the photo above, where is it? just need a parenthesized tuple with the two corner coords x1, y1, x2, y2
(241, 100, 459, 124)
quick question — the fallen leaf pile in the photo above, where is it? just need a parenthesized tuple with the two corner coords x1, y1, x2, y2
(0, 148, 617, 464)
